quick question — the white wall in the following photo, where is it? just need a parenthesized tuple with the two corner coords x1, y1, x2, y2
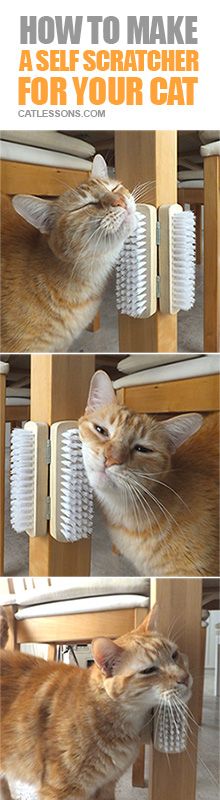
(205, 610, 220, 668)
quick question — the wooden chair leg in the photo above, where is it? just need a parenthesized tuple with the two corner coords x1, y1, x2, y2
(29, 355, 95, 577)
(132, 744, 146, 788)
(204, 155, 220, 351)
(87, 313, 100, 333)
(115, 131, 178, 353)
(47, 644, 57, 661)
(5, 605, 19, 651)
(148, 579, 202, 800)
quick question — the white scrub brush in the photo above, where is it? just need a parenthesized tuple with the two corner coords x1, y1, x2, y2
(10, 422, 48, 537)
(153, 702, 188, 753)
(10, 421, 93, 542)
(50, 421, 93, 542)
(159, 204, 196, 314)
(116, 204, 157, 317)
(115, 202, 196, 318)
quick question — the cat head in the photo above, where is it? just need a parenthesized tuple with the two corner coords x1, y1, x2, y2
(92, 605, 192, 708)
(12, 155, 136, 270)
(78, 370, 203, 523)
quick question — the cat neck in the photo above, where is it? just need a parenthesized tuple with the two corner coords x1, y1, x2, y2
(90, 666, 150, 735)
(39, 232, 117, 298)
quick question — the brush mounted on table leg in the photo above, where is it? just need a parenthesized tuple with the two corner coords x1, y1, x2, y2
(153, 702, 188, 753)
(50, 421, 93, 542)
(10, 421, 94, 542)
(10, 422, 48, 537)
(159, 204, 196, 314)
(116, 202, 196, 319)
(116, 204, 157, 318)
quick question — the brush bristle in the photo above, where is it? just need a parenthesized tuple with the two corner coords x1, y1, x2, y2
(116, 211, 153, 317)
(153, 703, 187, 753)
(60, 429, 93, 542)
(10, 429, 35, 533)
(171, 210, 196, 312)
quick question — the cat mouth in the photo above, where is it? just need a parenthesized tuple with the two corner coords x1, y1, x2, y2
(103, 205, 136, 237)
(87, 464, 117, 489)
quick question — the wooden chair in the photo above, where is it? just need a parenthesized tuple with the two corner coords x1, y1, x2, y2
(115, 363, 219, 415)
(1, 576, 207, 800)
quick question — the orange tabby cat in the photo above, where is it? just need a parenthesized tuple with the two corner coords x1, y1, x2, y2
(1, 155, 136, 352)
(0, 605, 192, 800)
(79, 371, 219, 577)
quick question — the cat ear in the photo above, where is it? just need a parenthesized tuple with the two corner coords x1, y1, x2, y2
(12, 195, 54, 233)
(159, 413, 203, 453)
(86, 370, 116, 411)
(91, 154, 108, 180)
(145, 604, 159, 632)
(92, 638, 124, 677)
(136, 604, 159, 634)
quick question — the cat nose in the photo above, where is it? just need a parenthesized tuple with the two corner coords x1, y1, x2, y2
(177, 673, 189, 686)
(105, 455, 124, 468)
(111, 194, 126, 209)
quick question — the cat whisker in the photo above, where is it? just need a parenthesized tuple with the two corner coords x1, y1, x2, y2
(126, 471, 180, 535)
(130, 470, 191, 513)
(117, 475, 143, 533)
(124, 475, 163, 539)
(171, 697, 219, 788)
(131, 180, 156, 198)
(166, 613, 185, 640)
(116, 471, 151, 534)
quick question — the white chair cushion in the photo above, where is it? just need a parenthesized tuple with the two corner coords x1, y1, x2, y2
(1, 130, 95, 158)
(0, 577, 150, 608)
(6, 388, 30, 398)
(5, 398, 30, 406)
(178, 179, 203, 188)
(200, 141, 220, 157)
(178, 169, 203, 181)
(15, 594, 150, 620)
(0, 141, 92, 171)
(113, 355, 219, 389)
(0, 360, 9, 374)
(199, 131, 220, 144)
(117, 354, 200, 375)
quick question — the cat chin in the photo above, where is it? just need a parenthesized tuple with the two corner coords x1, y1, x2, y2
(83, 459, 112, 491)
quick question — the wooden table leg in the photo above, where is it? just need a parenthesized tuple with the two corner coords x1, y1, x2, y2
(204, 155, 220, 351)
(148, 578, 202, 800)
(115, 131, 178, 353)
(5, 605, 19, 651)
(132, 745, 146, 788)
(87, 313, 100, 333)
(132, 607, 149, 787)
(29, 355, 95, 577)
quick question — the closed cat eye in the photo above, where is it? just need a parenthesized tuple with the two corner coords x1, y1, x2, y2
(70, 201, 97, 213)
(134, 444, 154, 454)
(140, 666, 158, 675)
(172, 650, 178, 661)
(94, 424, 109, 437)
